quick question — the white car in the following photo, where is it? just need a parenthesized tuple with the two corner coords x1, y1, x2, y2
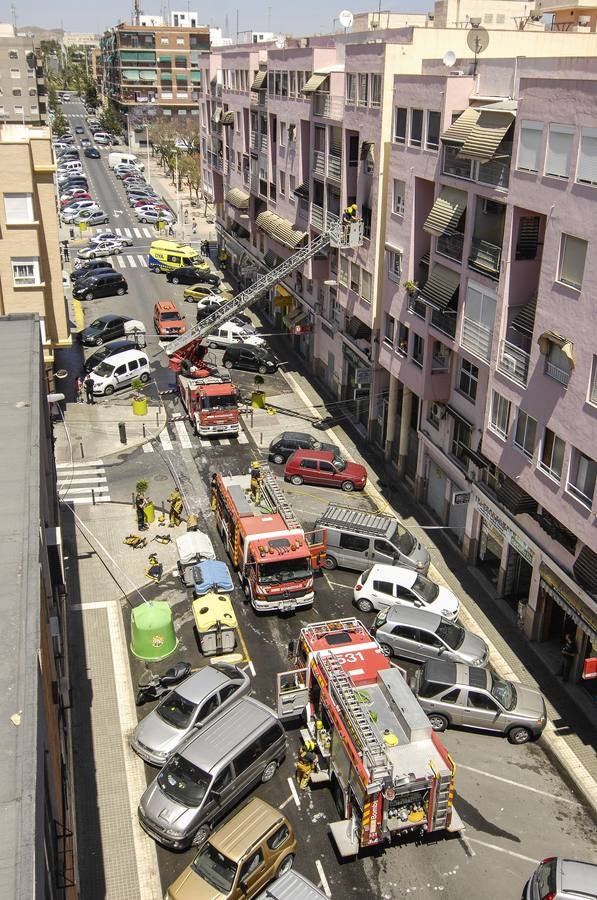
(353, 564, 460, 620)
(206, 319, 264, 350)
(77, 241, 120, 260)
(90, 231, 133, 248)
(62, 203, 101, 223)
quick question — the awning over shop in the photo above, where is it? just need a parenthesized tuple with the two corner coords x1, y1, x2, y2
(175, 73, 188, 82)
(283, 308, 302, 327)
(459, 105, 516, 161)
(441, 106, 480, 145)
(573, 546, 597, 596)
(423, 188, 466, 237)
(122, 69, 140, 80)
(510, 297, 537, 335)
(251, 69, 267, 91)
(496, 476, 538, 515)
(191, 70, 201, 83)
(139, 70, 157, 81)
(538, 331, 575, 369)
(419, 263, 460, 311)
(256, 210, 308, 249)
(540, 563, 597, 643)
(158, 54, 172, 62)
(302, 72, 328, 94)
(226, 187, 250, 210)
(221, 111, 235, 126)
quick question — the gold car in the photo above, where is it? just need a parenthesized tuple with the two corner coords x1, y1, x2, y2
(183, 284, 232, 302)
(166, 798, 296, 900)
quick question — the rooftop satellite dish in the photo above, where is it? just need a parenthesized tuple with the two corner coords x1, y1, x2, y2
(339, 9, 354, 29)
(443, 50, 456, 68)
(466, 25, 489, 75)
(275, 33, 286, 48)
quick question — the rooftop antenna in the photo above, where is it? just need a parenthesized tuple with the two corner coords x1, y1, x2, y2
(133, 0, 141, 26)
(339, 9, 354, 32)
(466, 23, 489, 76)
(11, 4, 17, 31)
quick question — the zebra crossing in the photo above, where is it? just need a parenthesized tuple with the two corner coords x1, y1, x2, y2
(113, 227, 154, 239)
(142, 422, 250, 454)
(56, 460, 110, 506)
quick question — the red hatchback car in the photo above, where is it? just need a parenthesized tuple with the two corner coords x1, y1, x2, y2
(284, 449, 367, 492)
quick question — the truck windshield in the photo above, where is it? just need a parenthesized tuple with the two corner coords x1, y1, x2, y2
(160, 312, 181, 321)
(258, 559, 312, 583)
(157, 754, 209, 807)
(203, 394, 237, 409)
(395, 523, 415, 555)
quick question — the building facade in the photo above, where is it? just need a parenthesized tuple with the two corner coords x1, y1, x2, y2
(202, 11, 597, 685)
(0, 24, 46, 124)
(0, 124, 70, 372)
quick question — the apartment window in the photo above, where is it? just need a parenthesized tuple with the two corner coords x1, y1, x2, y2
(392, 179, 405, 215)
(358, 73, 368, 106)
(489, 391, 511, 439)
(409, 109, 423, 147)
(176, 38, 184, 45)
(545, 342, 572, 386)
(12, 89, 21, 96)
(567, 447, 597, 507)
(426, 111, 441, 150)
(540, 428, 565, 480)
(394, 107, 407, 144)
(576, 127, 597, 186)
(10, 68, 20, 79)
(517, 120, 543, 173)
(4, 193, 34, 223)
(514, 409, 537, 459)
(350, 262, 360, 293)
(412, 333, 424, 367)
(160, 37, 169, 44)
(397, 323, 409, 356)
(279, 121, 286, 146)
(361, 205, 372, 240)
(11, 256, 40, 286)
(545, 123, 575, 179)
(361, 270, 371, 302)
(589, 356, 597, 405)
(458, 358, 479, 402)
(339, 254, 349, 287)
(289, 174, 295, 203)
(14, 104, 23, 113)
(297, 71, 304, 93)
(383, 313, 395, 346)
(28, 87, 36, 96)
(388, 250, 402, 283)
(268, 72, 274, 94)
(8, 50, 18, 59)
(279, 171, 286, 196)
(558, 233, 587, 290)
(370, 73, 382, 107)
(289, 71, 296, 97)
(515, 216, 540, 260)
(281, 72, 288, 97)
(451, 418, 471, 464)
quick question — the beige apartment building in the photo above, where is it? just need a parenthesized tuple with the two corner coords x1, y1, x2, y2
(0, 124, 70, 371)
(0, 23, 46, 124)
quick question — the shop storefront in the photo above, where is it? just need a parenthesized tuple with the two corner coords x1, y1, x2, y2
(538, 564, 597, 686)
(342, 344, 371, 432)
(473, 494, 535, 608)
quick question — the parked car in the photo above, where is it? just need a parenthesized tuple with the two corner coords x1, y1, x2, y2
(166, 265, 220, 286)
(83, 338, 133, 373)
(73, 208, 110, 227)
(84, 147, 101, 158)
(60, 192, 91, 206)
(88, 348, 150, 396)
(153, 300, 186, 338)
(166, 798, 296, 900)
(135, 206, 175, 224)
(73, 273, 128, 302)
(71, 263, 115, 283)
(206, 320, 264, 350)
(372, 606, 489, 666)
(79, 313, 134, 346)
(61, 198, 97, 216)
(132, 199, 169, 213)
(222, 343, 279, 375)
(62, 205, 101, 224)
(353, 564, 460, 619)
(59, 177, 88, 191)
(75, 125, 85, 134)
(414, 659, 547, 744)
(130, 663, 251, 766)
(77, 241, 120, 260)
(268, 432, 339, 465)
(184, 284, 225, 303)
(256, 871, 328, 900)
(80, 137, 91, 147)
(522, 857, 597, 900)
(93, 132, 111, 145)
(284, 449, 367, 493)
(90, 230, 133, 248)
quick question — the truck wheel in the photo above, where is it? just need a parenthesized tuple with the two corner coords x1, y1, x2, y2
(356, 597, 374, 613)
(428, 714, 448, 733)
(290, 475, 303, 486)
(341, 480, 355, 492)
(242, 581, 251, 603)
(209, 341, 218, 349)
(508, 726, 532, 745)
(322, 555, 337, 570)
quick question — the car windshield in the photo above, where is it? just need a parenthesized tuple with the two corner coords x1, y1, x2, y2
(156, 690, 197, 728)
(157, 754, 209, 807)
(212, 662, 240, 680)
(395, 523, 415, 555)
(490, 673, 516, 710)
(332, 457, 346, 471)
(88, 320, 104, 330)
(436, 620, 465, 650)
(160, 312, 181, 321)
(412, 575, 439, 603)
(258, 558, 312, 583)
(191, 843, 237, 893)
(93, 362, 114, 377)
(202, 394, 237, 409)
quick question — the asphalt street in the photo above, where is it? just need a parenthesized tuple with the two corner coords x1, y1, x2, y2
(62, 101, 597, 899)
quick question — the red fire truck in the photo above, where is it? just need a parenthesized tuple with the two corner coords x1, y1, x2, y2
(211, 462, 325, 613)
(171, 341, 239, 438)
(277, 618, 461, 856)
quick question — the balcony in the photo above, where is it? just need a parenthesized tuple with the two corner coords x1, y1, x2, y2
(461, 317, 493, 362)
(431, 308, 457, 339)
(259, 133, 269, 153)
(313, 150, 326, 176)
(477, 155, 511, 189)
(436, 231, 464, 263)
(408, 294, 427, 320)
(328, 154, 341, 181)
(468, 238, 502, 279)
(497, 339, 530, 386)
(250, 132, 258, 150)
(313, 92, 344, 120)
(205, 150, 229, 174)
(310, 203, 340, 232)
(545, 360, 570, 387)
(443, 144, 511, 190)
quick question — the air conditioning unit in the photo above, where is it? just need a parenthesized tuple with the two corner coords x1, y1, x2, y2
(501, 352, 517, 374)
(431, 402, 446, 420)
(49, 615, 62, 658)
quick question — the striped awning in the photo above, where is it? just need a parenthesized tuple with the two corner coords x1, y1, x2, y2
(160, 72, 172, 81)
(510, 297, 536, 335)
(122, 69, 140, 80)
(139, 70, 157, 81)
(251, 69, 267, 91)
(256, 211, 308, 249)
(459, 109, 515, 162)
(302, 72, 328, 94)
(226, 187, 250, 210)
(538, 331, 575, 369)
(221, 111, 235, 126)
(423, 188, 466, 237)
(441, 107, 480, 145)
(419, 264, 460, 311)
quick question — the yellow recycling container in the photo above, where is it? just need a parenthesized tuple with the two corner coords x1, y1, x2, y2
(144, 500, 155, 524)
(132, 396, 148, 416)
(192, 591, 237, 656)
(251, 390, 266, 409)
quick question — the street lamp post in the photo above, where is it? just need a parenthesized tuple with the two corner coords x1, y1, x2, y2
(145, 123, 151, 185)
(174, 149, 181, 226)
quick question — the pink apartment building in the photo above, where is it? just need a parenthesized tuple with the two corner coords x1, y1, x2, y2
(200, 23, 597, 683)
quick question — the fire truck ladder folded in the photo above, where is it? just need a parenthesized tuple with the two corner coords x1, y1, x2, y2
(259, 466, 300, 529)
(320, 652, 391, 789)
(165, 220, 362, 360)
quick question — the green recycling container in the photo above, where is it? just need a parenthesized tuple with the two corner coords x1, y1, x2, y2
(130, 601, 178, 661)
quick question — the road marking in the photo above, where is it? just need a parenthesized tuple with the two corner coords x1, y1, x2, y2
(237, 431, 249, 445)
(159, 429, 173, 451)
(325, 579, 348, 589)
(287, 777, 300, 807)
(465, 838, 538, 865)
(57, 476, 108, 486)
(56, 460, 103, 469)
(459, 834, 476, 857)
(142, 227, 152, 237)
(458, 764, 582, 805)
(127, 255, 137, 268)
(71, 601, 110, 610)
(133, 227, 142, 237)
(247, 659, 256, 677)
(142, 442, 154, 453)
(66, 495, 111, 504)
(138, 256, 148, 267)
(116, 256, 126, 268)
(279, 795, 293, 810)
(323, 574, 335, 591)
(315, 860, 331, 898)
(174, 419, 193, 449)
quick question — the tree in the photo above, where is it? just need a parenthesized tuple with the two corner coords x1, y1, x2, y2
(178, 154, 202, 203)
(99, 103, 124, 137)
(174, 118, 201, 154)
(84, 80, 98, 109)
(52, 109, 69, 137)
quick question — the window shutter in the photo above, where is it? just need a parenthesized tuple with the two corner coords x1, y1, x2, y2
(560, 235, 587, 288)
(576, 127, 597, 185)
(4, 193, 32, 222)
(545, 124, 574, 178)
(517, 121, 542, 172)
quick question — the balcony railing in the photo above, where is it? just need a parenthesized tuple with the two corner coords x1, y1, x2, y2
(461, 317, 493, 362)
(477, 156, 511, 188)
(313, 150, 326, 175)
(436, 231, 464, 262)
(328, 154, 341, 181)
(310, 203, 340, 232)
(545, 360, 570, 386)
(408, 294, 427, 320)
(250, 132, 258, 149)
(431, 308, 457, 339)
(497, 339, 530, 386)
(468, 238, 502, 279)
(259, 133, 269, 152)
(443, 144, 511, 190)
(205, 150, 229, 174)
(313, 92, 344, 120)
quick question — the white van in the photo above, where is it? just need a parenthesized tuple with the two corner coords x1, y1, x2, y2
(90, 349, 150, 396)
(207, 320, 266, 350)
(108, 151, 144, 172)
(59, 160, 84, 174)
(93, 132, 112, 145)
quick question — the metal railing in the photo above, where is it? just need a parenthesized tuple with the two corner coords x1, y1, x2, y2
(328, 154, 342, 180)
(259, 133, 269, 152)
(545, 360, 570, 386)
(313, 92, 344, 120)
(461, 317, 492, 361)
(477, 157, 511, 188)
(205, 150, 229, 174)
(431, 308, 456, 338)
(468, 238, 502, 278)
(497, 339, 530, 386)
(310, 204, 340, 233)
(437, 231, 464, 262)
(313, 150, 326, 175)
(249, 132, 258, 149)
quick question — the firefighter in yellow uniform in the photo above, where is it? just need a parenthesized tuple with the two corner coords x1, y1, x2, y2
(167, 488, 184, 527)
(295, 740, 318, 790)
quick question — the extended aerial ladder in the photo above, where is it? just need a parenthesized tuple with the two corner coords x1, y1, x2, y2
(165, 220, 363, 367)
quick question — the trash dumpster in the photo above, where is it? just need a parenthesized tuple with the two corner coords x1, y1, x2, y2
(176, 531, 216, 587)
(192, 591, 237, 656)
(192, 559, 234, 597)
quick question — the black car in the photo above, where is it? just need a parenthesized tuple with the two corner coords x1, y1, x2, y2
(80, 314, 133, 346)
(268, 431, 340, 465)
(70, 262, 115, 282)
(60, 177, 88, 191)
(222, 343, 279, 375)
(166, 266, 220, 286)
(75, 126, 85, 134)
(84, 147, 101, 158)
(83, 339, 134, 373)
(72, 272, 128, 302)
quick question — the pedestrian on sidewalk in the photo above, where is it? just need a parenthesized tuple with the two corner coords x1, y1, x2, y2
(558, 632, 578, 682)
(74, 374, 84, 403)
(83, 374, 95, 405)
(192, 219, 198, 235)
(202, 239, 210, 258)
(168, 223, 174, 236)
(184, 209, 189, 224)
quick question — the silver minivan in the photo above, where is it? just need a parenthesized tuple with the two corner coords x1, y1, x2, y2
(316, 504, 430, 574)
(372, 606, 489, 667)
(138, 697, 287, 850)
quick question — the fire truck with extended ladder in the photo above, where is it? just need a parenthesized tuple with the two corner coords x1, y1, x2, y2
(176, 365, 239, 438)
(211, 461, 326, 613)
(277, 618, 462, 856)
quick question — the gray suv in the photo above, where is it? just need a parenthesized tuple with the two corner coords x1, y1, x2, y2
(414, 659, 547, 745)
(523, 857, 597, 900)
(372, 606, 489, 667)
